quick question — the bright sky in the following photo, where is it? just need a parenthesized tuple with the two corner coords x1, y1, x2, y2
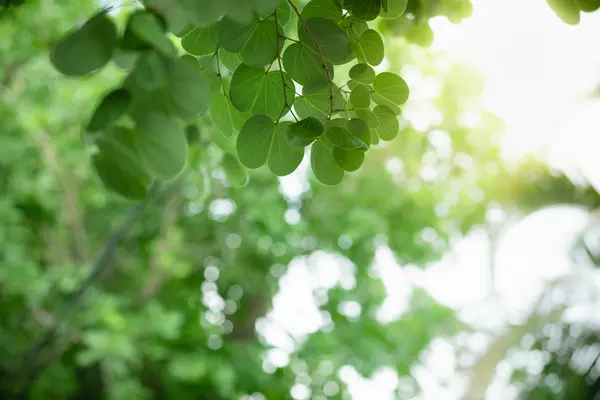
(265, 1, 600, 399)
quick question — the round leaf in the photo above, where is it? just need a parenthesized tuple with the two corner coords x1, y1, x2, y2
(289, 117, 324, 140)
(136, 113, 187, 179)
(349, 63, 375, 84)
(209, 93, 249, 137)
(241, 17, 282, 67)
(576, 0, 600, 12)
(311, 139, 344, 185)
(333, 147, 364, 171)
(299, 18, 351, 64)
(350, 84, 371, 109)
(301, 0, 343, 21)
(222, 153, 248, 187)
(373, 105, 398, 141)
(347, 118, 370, 150)
(166, 56, 210, 120)
(350, 0, 381, 21)
(282, 42, 332, 86)
(294, 84, 344, 121)
(355, 29, 384, 66)
(50, 11, 117, 77)
(86, 89, 131, 133)
(181, 25, 219, 56)
(373, 72, 409, 109)
(129, 11, 177, 57)
(547, 0, 580, 24)
(268, 122, 305, 176)
(355, 108, 379, 128)
(380, 0, 408, 18)
(236, 114, 276, 168)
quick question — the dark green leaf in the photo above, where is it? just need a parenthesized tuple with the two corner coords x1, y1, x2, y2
(87, 89, 131, 133)
(299, 18, 351, 64)
(350, 0, 381, 21)
(311, 139, 344, 185)
(301, 0, 343, 21)
(289, 117, 324, 140)
(135, 113, 187, 179)
(333, 147, 364, 171)
(380, 0, 408, 18)
(50, 11, 117, 76)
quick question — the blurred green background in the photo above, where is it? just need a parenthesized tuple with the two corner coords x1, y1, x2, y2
(2, 0, 600, 399)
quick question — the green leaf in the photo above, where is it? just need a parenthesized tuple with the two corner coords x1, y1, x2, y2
(349, 0, 381, 21)
(311, 139, 344, 185)
(372, 72, 409, 111)
(230, 64, 295, 119)
(136, 113, 187, 179)
(222, 153, 248, 187)
(241, 18, 282, 67)
(347, 117, 370, 149)
(301, 0, 343, 21)
(219, 48, 243, 71)
(350, 84, 371, 109)
(209, 93, 249, 137)
(576, 0, 600, 12)
(380, 0, 408, 18)
(373, 105, 398, 141)
(236, 116, 303, 175)
(299, 18, 351, 64)
(282, 42, 332, 86)
(218, 17, 256, 52)
(50, 11, 117, 77)
(180, 0, 226, 26)
(273, 1, 292, 26)
(236, 114, 275, 168)
(268, 122, 305, 176)
(325, 119, 366, 150)
(289, 117, 324, 140)
(355, 108, 379, 128)
(133, 52, 167, 91)
(349, 63, 375, 84)
(219, 17, 281, 67)
(355, 29, 384, 66)
(547, 0, 580, 24)
(229, 64, 265, 111)
(294, 84, 344, 121)
(166, 56, 210, 120)
(181, 25, 219, 56)
(333, 147, 364, 171)
(93, 128, 151, 200)
(253, 71, 295, 120)
(112, 49, 138, 71)
(86, 89, 131, 133)
(130, 11, 177, 57)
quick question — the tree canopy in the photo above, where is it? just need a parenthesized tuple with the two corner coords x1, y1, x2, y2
(1, 0, 600, 399)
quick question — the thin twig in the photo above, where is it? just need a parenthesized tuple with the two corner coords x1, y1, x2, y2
(285, 0, 335, 118)
(275, 9, 291, 122)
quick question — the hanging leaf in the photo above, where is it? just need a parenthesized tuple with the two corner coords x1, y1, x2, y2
(181, 25, 219, 56)
(350, 84, 371, 109)
(299, 18, 352, 64)
(209, 93, 249, 137)
(372, 72, 409, 113)
(311, 138, 344, 185)
(229, 64, 295, 120)
(135, 112, 187, 179)
(165, 56, 210, 120)
(129, 11, 177, 57)
(294, 84, 344, 121)
(355, 29, 384, 66)
(288, 117, 324, 140)
(282, 42, 333, 86)
(222, 153, 249, 187)
(333, 147, 364, 171)
(349, 63, 376, 84)
(50, 11, 118, 77)
(373, 105, 398, 141)
(86, 89, 131, 133)
(301, 0, 343, 21)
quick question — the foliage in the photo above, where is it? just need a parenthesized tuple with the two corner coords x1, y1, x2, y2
(2, 0, 600, 399)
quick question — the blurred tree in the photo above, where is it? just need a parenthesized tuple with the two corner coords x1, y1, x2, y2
(1, 1, 600, 400)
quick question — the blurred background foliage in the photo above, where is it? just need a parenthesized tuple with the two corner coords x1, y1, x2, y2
(2, 0, 600, 399)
